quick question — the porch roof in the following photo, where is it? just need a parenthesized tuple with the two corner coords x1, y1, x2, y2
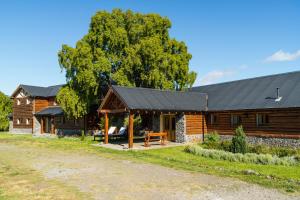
(35, 106, 63, 116)
(99, 85, 208, 113)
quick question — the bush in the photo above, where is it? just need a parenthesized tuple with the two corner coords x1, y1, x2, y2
(185, 145, 298, 166)
(231, 126, 247, 154)
(248, 144, 299, 157)
(204, 131, 220, 143)
(80, 130, 85, 141)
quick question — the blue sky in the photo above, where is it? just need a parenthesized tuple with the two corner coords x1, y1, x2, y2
(0, 0, 300, 95)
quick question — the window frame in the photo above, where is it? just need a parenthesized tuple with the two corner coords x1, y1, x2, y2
(231, 115, 242, 126)
(256, 113, 269, 127)
(17, 99, 21, 105)
(210, 114, 217, 125)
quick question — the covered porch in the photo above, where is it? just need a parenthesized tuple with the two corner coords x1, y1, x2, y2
(98, 85, 208, 149)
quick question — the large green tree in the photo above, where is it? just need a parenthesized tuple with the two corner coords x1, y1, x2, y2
(0, 91, 12, 131)
(57, 9, 197, 119)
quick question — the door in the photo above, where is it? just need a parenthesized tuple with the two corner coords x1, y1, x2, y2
(163, 115, 176, 141)
(42, 117, 51, 133)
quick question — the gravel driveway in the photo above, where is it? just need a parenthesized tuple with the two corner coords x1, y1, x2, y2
(0, 143, 298, 200)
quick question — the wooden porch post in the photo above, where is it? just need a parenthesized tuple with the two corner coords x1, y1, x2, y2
(104, 113, 109, 144)
(51, 116, 55, 134)
(41, 117, 44, 134)
(128, 112, 134, 148)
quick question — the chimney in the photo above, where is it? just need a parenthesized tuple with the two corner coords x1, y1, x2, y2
(275, 87, 282, 102)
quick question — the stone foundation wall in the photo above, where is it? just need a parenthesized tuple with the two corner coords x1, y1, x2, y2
(33, 117, 41, 134)
(10, 128, 32, 134)
(9, 121, 13, 133)
(220, 135, 300, 148)
(175, 113, 185, 143)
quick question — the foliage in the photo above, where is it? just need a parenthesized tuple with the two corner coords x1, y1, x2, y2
(123, 114, 142, 133)
(231, 125, 247, 154)
(185, 145, 298, 166)
(80, 130, 85, 141)
(57, 9, 196, 119)
(204, 131, 220, 143)
(0, 91, 12, 131)
(248, 144, 300, 158)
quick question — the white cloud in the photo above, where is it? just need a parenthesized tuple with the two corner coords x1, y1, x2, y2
(264, 49, 300, 62)
(200, 69, 236, 85)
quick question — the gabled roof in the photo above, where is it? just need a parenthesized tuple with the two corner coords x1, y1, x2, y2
(191, 71, 300, 111)
(100, 85, 208, 112)
(35, 106, 63, 116)
(11, 84, 64, 98)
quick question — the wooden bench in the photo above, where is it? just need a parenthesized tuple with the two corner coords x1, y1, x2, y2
(144, 132, 167, 147)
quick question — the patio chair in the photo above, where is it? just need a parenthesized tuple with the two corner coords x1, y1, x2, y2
(93, 126, 117, 141)
(110, 127, 127, 140)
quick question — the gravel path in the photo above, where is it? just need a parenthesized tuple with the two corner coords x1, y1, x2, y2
(0, 143, 299, 200)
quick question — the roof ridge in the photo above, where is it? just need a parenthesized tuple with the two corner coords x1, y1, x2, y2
(112, 85, 206, 94)
(194, 70, 300, 88)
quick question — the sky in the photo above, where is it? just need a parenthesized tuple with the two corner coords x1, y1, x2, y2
(0, 0, 300, 95)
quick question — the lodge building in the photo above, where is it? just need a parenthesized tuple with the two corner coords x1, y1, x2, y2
(9, 71, 300, 147)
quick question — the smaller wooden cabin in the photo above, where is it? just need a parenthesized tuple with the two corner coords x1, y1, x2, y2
(10, 84, 96, 135)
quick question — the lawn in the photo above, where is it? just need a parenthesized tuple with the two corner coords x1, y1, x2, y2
(0, 132, 299, 198)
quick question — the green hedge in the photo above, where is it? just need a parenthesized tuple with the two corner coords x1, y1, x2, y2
(185, 145, 298, 166)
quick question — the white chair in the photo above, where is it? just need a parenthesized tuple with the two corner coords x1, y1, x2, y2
(108, 126, 117, 135)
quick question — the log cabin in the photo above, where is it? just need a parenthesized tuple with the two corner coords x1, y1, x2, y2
(9, 84, 97, 135)
(99, 71, 300, 148)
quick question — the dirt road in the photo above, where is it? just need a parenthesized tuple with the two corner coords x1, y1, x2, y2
(0, 143, 298, 200)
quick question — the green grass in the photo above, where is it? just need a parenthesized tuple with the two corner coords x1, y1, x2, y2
(0, 132, 300, 194)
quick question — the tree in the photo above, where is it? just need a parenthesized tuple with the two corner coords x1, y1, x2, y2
(0, 91, 12, 131)
(57, 9, 197, 119)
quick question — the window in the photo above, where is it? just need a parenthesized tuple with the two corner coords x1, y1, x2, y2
(26, 118, 30, 125)
(256, 114, 269, 126)
(231, 115, 242, 126)
(17, 99, 21, 105)
(210, 114, 217, 125)
(26, 99, 31, 105)
(17, 118, 21, 125)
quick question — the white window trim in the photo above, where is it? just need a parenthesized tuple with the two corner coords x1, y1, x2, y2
(17, 99, 21, 105)
(26, 99, 31, 105)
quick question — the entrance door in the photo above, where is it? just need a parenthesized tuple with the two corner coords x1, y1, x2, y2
(163, 115, 176, 141)
(42, 117, 51, 133)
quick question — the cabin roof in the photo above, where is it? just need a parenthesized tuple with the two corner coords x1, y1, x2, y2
(191, 70, 300, 111)
(11, 84, 64, 98)
(100, 85, 208, 112)
(35, 106, 63, 116)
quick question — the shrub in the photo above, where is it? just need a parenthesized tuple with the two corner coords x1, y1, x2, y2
(248, 144, 299, 157)
(204, 131, 220, 143)
(80, 130, 85, 141)
(231, 126, 247, 154)
(185, 145, 298, 166)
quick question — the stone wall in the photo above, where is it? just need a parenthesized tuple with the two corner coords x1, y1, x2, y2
(220, 135, 300, 148)
(10, 128, 32, 134)
(33, 116, 41, 134)
(175, 113, 185, 143)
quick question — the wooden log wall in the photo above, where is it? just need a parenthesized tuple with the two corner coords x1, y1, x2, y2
(12, 97, 33, 128)
(185, 113, 207, 135)
(206, 109, 300, 139)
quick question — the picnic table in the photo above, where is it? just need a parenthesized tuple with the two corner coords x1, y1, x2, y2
(144, 132, 167, 147)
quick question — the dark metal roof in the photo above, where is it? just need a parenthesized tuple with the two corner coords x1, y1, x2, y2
(191, 71, 300, 111)
(35, 106, 64, 116)
(111, 85, 208, 112)
(12, 84, 64, 98)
